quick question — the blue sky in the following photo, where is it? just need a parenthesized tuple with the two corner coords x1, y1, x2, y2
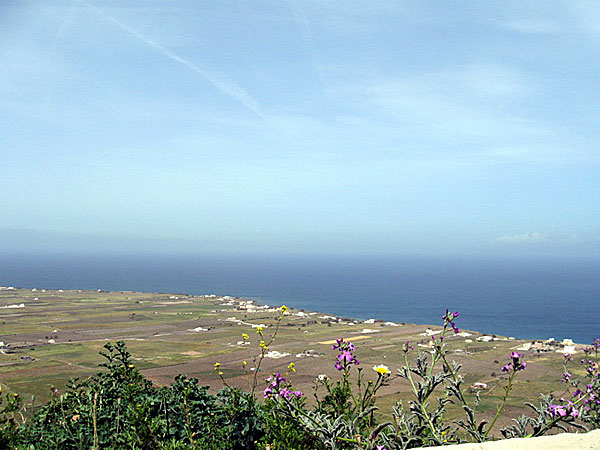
(1, 0, 599, 257)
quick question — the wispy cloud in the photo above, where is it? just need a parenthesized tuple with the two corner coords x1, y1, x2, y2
(356, 63, 540, 139)
(496, 232, 548, 243)
(77, 0, 266, 120)
(501, 19, 559, 34)
(286, 0, 325, 87)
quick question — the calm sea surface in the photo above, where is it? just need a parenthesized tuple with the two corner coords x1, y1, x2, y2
(1, 253, 598, 343)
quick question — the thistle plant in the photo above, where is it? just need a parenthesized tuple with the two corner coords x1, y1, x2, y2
(382, 309, 531, 448)
(502, 337, 600, 438)
(260, 333, 392, 449)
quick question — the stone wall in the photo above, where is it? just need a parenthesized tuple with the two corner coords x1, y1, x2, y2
(423, 430, 600, 450)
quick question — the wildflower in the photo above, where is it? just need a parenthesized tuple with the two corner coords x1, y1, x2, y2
(376, 445, 388, 450)
(241, 333, 249, 340)
(259, 340, 267, 349)
(547, 404, 566, 417)
(317, 374, 328, 382)
(338, 350, 354, 363)
(128, 364, 135, 369)
(563, 353, 573, 361)
(442, 309, 459, 322)
(287, 362, 296, 372)
(292, 390, 304, 398)
(267, 373, 286, 387)
(334, 361, 343, 371)
(280, 305, 288, 313)
(256, 326, 263, 334)
(279, 388, 292, 399)
(373, 364, 391, 375)
(451, 322, 460, 334)
(218, 371, 224, 376)
(332, 338, 344, 350)
(547, 402, 579, 419)
(263, 385, 273, 398)
(214, 362, 221, 370)
(502, 351, 527, 372)
(403, 341, 414, 352)
(561, 372, 572, 383)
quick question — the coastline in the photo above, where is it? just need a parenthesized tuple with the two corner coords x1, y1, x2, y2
(0, 286, 589, 429)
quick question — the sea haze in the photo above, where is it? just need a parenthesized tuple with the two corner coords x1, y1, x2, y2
(0, 253, 598, 344)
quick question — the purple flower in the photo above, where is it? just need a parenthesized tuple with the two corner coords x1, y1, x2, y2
(501, 364, 511, 372)
(451, 322, 460, 334)
(332, 338, 344, 350)
(334, 361, 343, 371)
(338, 350, 354, 363)
(292, 390, 304, 398)
(279, 388, 291, 399)
(263, 386, 272, 398)
(548, 404, 567, 417)
(376, 446, 388, 450)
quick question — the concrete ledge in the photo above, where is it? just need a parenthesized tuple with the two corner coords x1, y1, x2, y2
(423, 429, 600, 450)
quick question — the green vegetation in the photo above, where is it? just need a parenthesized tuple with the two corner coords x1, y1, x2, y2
(0, 289, 598, 448)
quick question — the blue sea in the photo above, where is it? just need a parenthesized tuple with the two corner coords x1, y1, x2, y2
(0, 253, 598, 343)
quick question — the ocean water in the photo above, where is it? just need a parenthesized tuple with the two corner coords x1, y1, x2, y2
(0, 253, 598, 343)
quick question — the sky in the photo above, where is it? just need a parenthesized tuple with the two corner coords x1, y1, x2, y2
(1, 0, 599, 257)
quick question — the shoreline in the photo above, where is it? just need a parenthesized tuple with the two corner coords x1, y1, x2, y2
(0, 285, 587, 347)
(0, 285, 588, 423)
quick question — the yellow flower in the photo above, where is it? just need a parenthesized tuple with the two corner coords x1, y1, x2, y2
(128, 364, 135, 369)
(218, 371, 224, 376)
(214, 362, 221, 370)
(242, 360, 247, 366)
(280, 305, 288, 313)
(241, 333, 249, 340)
(372, 364, 391, 375)
(255, 326, 263, 334)
(259, 340, 267, 349)
(287, 362, 296, 372)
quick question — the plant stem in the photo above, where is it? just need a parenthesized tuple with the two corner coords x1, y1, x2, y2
(484, 371, 516, 438)
(403, 351, 440, 442)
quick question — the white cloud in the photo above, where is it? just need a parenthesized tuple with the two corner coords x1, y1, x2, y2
(501, 20, 559, 34)
(496, 233, 548, 243)
(77, 0, 266, 120)
(351, 63, 540, 141)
